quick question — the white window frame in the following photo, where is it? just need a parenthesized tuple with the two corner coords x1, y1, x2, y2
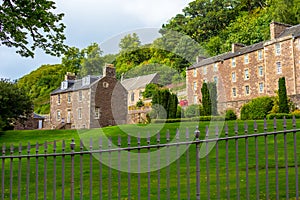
(193, 95, 198, 104)
(259, 83, 264, 93)
(245, 85, 250, 95)
(275, 43, 281, 55)
(232, 72, 236, 82)
(131, 92, 135, 102)
(244, 69, 249, 80)
(67, 92, 71, 103)
(232, 88, 237, 97)
(193, 68, 197, 77)
(258, 66, 263, 76)
(78, 108, 82, 119)
(57, 94, 61, 105)
(213, 63, 218, 72)
(203, 66, 207, 75)
(193, 81, 197, 91)
(57, 110, 61, 121)
(95, 107, 100, 119)
(232, 58, 236, 67)
(244, 54, 249, 64)
(276, 62, 282, 74)
(258, 50, 263, 60)
(79, 91, 82, 102)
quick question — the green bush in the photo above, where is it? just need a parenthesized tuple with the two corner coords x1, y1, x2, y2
(266, 113, 300, 120)
(225, 109, 237, 120)
(185, 104, 200, 118)
(240, 96, 274, 120)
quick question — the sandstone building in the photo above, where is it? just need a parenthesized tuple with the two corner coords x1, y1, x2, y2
(187, 22, 300, 114)
(50, 65, 127, 129)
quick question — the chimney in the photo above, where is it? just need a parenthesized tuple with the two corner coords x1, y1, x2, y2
(103, 63, 116, 78)
(65, 72, 76, 81)
(196, 55, 207, 63)
(232, 43, 245, 53)
(270, 21, 291, 40)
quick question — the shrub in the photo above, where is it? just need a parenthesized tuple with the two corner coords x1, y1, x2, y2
(225, 109, 237, 120)
(185, 104, 200, 118)
(267, 113, 300, 120)
(240, 96, 274, 120)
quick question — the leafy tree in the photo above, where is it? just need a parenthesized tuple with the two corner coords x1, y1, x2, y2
(278, 77, 289, 113)
(0, 0, 67, 57)
(0, 79, 33, 130)
(201, 82, 211, 116)
(151, 88, 177, 119)
(207, 82, 218, 115)
(119, 33, 141, 52)
(79, 43, 104, 77)
(240, 96, 274, 120)
(143, 83, 160, 98)
(61, 47, 84, 74)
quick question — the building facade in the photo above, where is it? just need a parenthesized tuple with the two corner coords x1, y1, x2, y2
(187, 22, 300, 115)
(50, 65, 128, 129)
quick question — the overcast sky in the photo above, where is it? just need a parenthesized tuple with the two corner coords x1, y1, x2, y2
(0, 0, 191, 80)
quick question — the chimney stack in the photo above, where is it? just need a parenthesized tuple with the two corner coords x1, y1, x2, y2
(232, 43, 245, 53)
(65, 72, 76, 81)
(270, 21, 291, 40)
(103, 64, 116, 78)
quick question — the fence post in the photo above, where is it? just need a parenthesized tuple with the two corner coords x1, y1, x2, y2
(70, 139, 75, 200)
(195, 126, 200, 200)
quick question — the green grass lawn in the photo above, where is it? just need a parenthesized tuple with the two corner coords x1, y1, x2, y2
(0, 119, 300, 199)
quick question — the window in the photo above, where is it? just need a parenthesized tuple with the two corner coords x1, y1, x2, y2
(193, 95, 198, 104)
(244, 54, 249, 64)
(193, 68, 197, 77)
(244, 69, 249, 80)
(258, 50, 263, 60)
(57, 94, 61, 104)
(232, 88, 237, 97)
(232, 72, 236, 82)
(131, 92, 135, 102)
(78, 108, 82, 119)
(276, 62, 282, 74)
(275, 43, 281, 55)
(245, 85, 250, 95)
(57, 110, 61, 120)
(103, 82, 109, 88)
(67, 92, 71, 103)
(95, 107, 100, 119)
(232, 58, 236, 67)
(259, 83, 264, 93)
(214, 76, 218, 84)
(258, 66, 263, 76)
(203, 66, 207, 75)
(203, 79, 207, 83)
(139, 90, 143, 98)
(193, 81, 197, 91)
(79, 91, 82, 102)
(213, 63, 218, 72)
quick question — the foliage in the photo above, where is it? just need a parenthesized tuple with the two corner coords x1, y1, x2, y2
(225, 109, 237, 120)
(0, 79, 33, 130)
(184, 104, 201, 118)
(201, 82, 212, 116)
(0, 0, 67, 57)
(240, 96, 274, 120)
(207, 82, 218, 115)
(151, 89, 178, 119)
(136, 99, 144, 108)
(176, 106, 184, 118)
(278, 77, 289, 113)
(267, 113, 300, 120)
(143, 83, 160, 98)
(119, 33, 141, 53)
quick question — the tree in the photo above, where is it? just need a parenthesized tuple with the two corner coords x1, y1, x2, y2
(119, 33, 141, 52)
(278, 77, 289, 113)
(207, 82, 218, 115)
(0, 0, 67, 57)
(0, 79, 33, 130)
(79, 43, 104, 77)
(201, 82, 211, 116)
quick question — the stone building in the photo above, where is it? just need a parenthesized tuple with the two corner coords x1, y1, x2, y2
(50, 65, 127, 129)
(187, 22, 300, 115)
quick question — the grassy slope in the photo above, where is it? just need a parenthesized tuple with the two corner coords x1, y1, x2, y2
(0, 119, 300, 199)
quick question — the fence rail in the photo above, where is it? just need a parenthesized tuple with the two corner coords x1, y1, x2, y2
(0, 117, 299, 199)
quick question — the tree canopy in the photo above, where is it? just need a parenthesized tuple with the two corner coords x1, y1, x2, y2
(0, 0, 67, 57)
(0, 79, 33, 130)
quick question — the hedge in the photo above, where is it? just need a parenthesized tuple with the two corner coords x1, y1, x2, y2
(266, 113, 300, 120)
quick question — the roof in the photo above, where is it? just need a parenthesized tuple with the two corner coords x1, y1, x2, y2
(33, 113, 45, 119)
(189, 23, 300, 69)
(121, 73, 158, 91)
(51, 75, 102, 95)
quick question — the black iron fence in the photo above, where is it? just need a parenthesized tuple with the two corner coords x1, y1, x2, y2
(0, 118, 299, 199)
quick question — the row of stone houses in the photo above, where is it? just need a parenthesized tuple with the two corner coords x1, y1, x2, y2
(187, 21, 300, 115)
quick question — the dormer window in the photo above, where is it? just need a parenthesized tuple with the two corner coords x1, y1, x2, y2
(82, 76, 91, 86)
(61, 81, 68, 90)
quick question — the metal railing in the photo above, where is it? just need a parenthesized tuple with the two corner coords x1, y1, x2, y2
(0, 117, 299, 199)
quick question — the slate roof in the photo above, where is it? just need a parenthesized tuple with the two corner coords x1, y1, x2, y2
(51, 75, 102, 95)
(121, 73, 158, 91)
(33, 113, 45, 119)
(189, 23, 300, 70)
